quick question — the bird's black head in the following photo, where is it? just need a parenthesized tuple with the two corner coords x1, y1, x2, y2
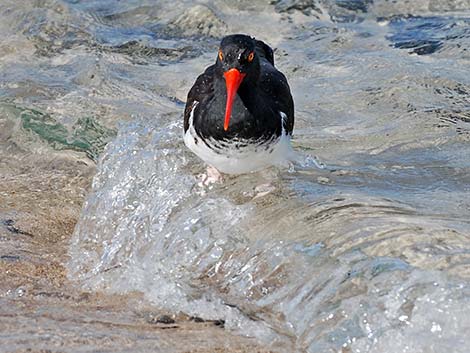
(217, 34, 258, 74)
(216, 34, 259, 131)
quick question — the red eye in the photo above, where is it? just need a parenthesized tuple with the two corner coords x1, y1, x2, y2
(218, 50, 223, 61)
(247, 52, 254, 62)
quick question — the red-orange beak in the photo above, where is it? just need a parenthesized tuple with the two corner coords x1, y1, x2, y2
(223, 68, 246, 131)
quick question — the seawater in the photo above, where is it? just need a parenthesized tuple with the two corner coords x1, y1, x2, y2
(1, 0, 469, 352)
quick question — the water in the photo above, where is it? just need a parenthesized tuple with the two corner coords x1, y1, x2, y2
(1, 0, 469, 352)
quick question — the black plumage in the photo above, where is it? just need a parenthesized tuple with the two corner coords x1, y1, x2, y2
(184, 34, 294, 142)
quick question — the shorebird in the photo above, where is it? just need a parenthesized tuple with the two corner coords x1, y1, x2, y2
(184, 34, 294, 177)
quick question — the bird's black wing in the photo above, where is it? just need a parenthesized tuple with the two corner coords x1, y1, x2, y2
(255, 39, 274, 66)
(256, 40, 294, 135)
(183, 65, 215, 132)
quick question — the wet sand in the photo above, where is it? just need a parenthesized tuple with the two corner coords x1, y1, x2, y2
(0, 149, 273, 353)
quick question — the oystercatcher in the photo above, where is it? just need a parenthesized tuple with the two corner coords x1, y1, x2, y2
(183, 34, 294, 175)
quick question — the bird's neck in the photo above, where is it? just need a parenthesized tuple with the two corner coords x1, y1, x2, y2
(237, 74, 262, 114)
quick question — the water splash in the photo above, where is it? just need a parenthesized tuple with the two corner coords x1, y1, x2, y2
(69, 113, 470, 352)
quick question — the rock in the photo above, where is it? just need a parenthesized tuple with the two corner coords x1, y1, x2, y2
(189, 316, 205, 323)
(152, 314, 176, 324)
(271, 0, 323, 17)
(168, 5, 227, 37)
(213, 319, 225, 328)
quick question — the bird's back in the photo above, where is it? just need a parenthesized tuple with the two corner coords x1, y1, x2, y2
(255, 40, 294, 135)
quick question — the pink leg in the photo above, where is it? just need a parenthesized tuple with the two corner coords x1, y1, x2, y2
(198, 165, 223, 186)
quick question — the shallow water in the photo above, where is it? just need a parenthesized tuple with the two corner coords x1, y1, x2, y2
(1, 0, 470, 352)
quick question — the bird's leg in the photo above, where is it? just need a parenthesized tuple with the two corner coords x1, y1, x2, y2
(206, 165, 223, 184)
(198, 165, 223, 186)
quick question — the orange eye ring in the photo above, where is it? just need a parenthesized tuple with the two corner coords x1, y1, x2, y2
(218, 50, 223, 61)
(247, 52, 254, 62)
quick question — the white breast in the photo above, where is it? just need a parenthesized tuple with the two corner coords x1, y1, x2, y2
(184, 104, 293, 174)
